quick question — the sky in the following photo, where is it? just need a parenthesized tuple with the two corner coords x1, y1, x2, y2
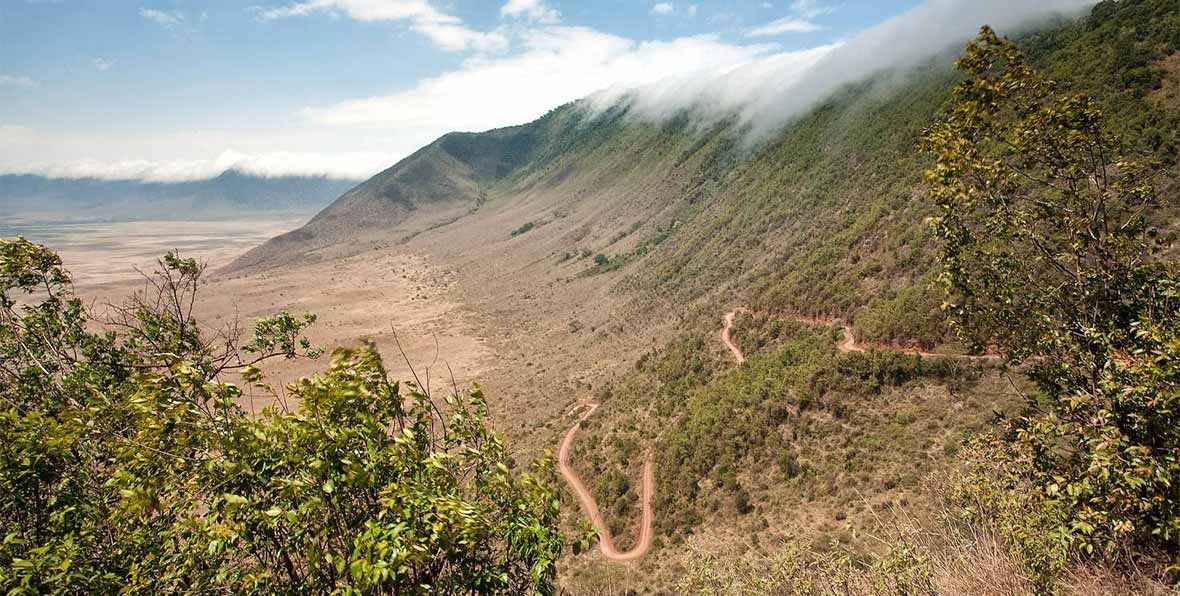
(0, 0, 1085, 182)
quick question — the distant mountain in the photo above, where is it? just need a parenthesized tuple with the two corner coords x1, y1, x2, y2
(230, 113, 589, 268)
(0, 169, 360, 223)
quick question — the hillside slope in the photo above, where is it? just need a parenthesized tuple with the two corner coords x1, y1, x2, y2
(231, 0, 1180, 591)
(242, 0, 1179, 345)
(230, 107, 604, 268)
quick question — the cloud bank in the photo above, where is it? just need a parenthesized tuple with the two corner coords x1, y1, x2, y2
(595, 0, 1095, 143)
(301, 28, 776, 134)
(0, 151, 388, 182)
(0, 124, 388, 182)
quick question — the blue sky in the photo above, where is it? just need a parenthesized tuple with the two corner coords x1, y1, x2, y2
(1, 0, 1081, 181)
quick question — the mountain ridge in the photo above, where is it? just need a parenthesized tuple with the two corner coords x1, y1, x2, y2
(0, 169, 359, 224)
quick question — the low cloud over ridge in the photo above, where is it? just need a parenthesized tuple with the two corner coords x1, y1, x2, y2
(596, 0, 1096, 143)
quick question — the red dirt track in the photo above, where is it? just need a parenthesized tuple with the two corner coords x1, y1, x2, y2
(557, 308, 996, 563)
(557, 403, 654, 562)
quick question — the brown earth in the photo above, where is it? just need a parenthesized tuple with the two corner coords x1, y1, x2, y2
(558, 403, 655, 562)
(72, 234, 493, 410)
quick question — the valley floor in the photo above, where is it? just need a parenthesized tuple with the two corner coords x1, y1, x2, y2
(70, 232, 493, 409)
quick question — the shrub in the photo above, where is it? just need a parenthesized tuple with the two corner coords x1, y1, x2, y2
(0, 239, 568, 594)
(510, 221, 536, 237)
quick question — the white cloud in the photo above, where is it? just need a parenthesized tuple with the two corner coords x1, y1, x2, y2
(748, 0, 834, 36)
(501, 0, 559, 24)
(0, 123, 410, 182)
(687, 5, 698, 17)
(0, 75, 37, 88)
(5, 0, 1100, 184)
(0, 125, 387, 181)
(651, 2, 674, 16)
(255, 0, 507, 52)
(789, 0, 834, 19)
(1, 27, 774, 183)
(623, 0, 1097, 143)
(140, 7, 184, 28)
(748, 16, 821, 35)
(91, 57, 116, 71)
(589, 43, 836, 124)
(301, 27, 775, 133)
(36, 150, 385, 182)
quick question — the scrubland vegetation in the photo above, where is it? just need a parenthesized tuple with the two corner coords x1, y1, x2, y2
(0, 243, 569, 593)
(568, 2, 1180, 592)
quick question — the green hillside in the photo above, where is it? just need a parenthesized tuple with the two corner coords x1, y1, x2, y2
(559, 2, 1180, 591)
(245, 0, 1180, 345)
(224, 0, 1180, 591)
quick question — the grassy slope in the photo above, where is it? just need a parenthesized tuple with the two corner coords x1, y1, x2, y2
(558, 1, 1180, 590)
(618, 0, 1180, 348)
(234, 1, 1180, 589)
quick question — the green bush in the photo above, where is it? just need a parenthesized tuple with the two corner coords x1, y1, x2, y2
(510, 221, 536, 237)
(0, 239, 568, 594)
(855, 283, 948, 350)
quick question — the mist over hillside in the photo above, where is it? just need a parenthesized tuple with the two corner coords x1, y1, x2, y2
(235, 0, 1103, 272)
(593, 0, 1097, 140)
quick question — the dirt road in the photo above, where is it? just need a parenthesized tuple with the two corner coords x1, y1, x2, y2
(724, 308, 997, 360)
(838, 324, 864, 353)
(557, 403, 655, 562)
(721, 310, 747, 364)
(557, 308, 996, 564)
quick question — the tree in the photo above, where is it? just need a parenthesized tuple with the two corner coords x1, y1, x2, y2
(0, 239, 568, 593)
(923, 27, 1180, 562)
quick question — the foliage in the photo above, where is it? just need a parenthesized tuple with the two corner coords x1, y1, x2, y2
(676, 542, 934, 595)
(626, 323, 987, 537)
(923, 27, 1180, 563)
(577, 253, 631, 278)
(855, 283, 948, 351)
(619, 0, 1180, 352)
(945, 436, 1073, 587)
(0, 239, 567, 594)
(511, 221, 536, 237)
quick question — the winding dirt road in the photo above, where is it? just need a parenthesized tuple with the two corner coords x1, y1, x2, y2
(557, 307, 994, 564)
(724, 308, 998, 360)
(557, 403, 655, 562)
(555, 310, 747, 563)
(723, 308, 861, 360)
(721, 310, 747, 364)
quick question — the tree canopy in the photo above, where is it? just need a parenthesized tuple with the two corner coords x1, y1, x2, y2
(923, 26, 1180, 565)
